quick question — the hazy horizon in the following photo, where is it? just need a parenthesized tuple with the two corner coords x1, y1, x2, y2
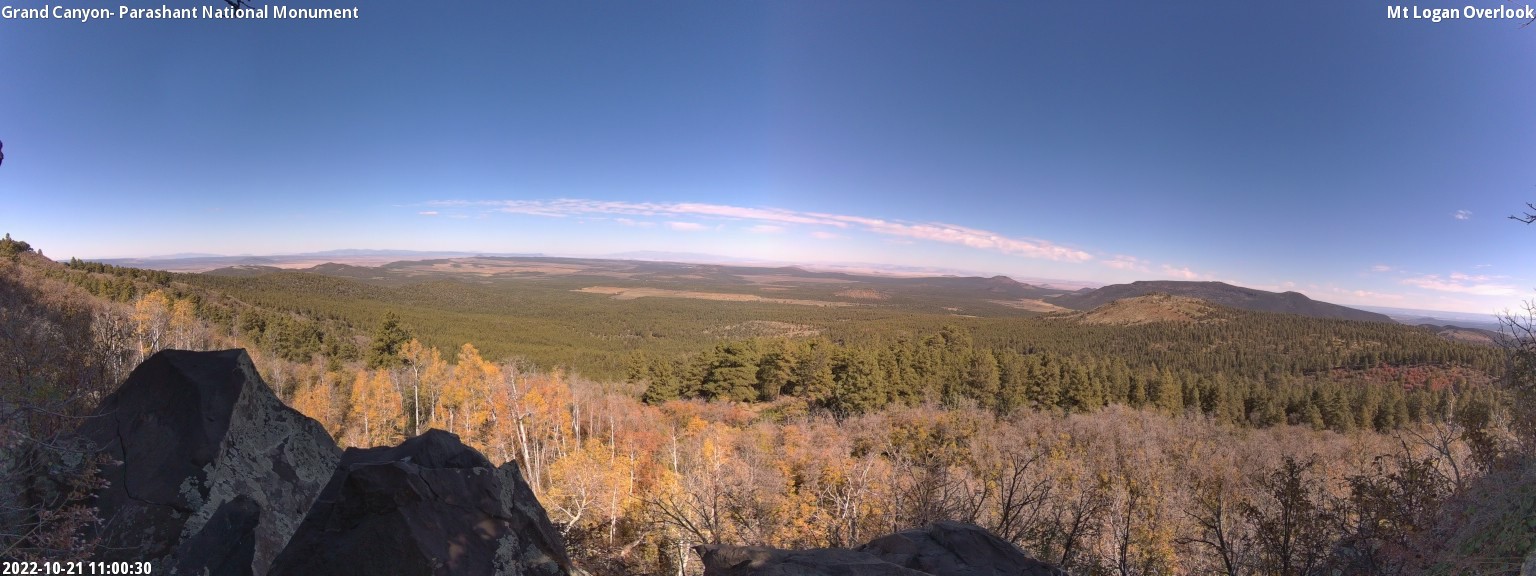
(53, 245, 1507, 320)
(4, 1, 1534, 314)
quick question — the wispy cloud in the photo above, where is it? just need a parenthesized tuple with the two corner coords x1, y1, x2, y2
(814, 215, 1094, 261)
(432, 198, 1095, 262)
(1454, 209, 1472, 221)
(747, 224, 784, 234)
(1369, 292, 1405, 301)
(1326, 286, 1405, 301)
(666, 221, 707, 232)
(810, 231, 840, 240)
(418, 211, 439, 216)
(1370, 264, 1392, 273)
(614, 218, 655, 228)
(1402, 273, 1518, 296)
(1102, 255, 1148, 272)
(1450, 272, 1494, 282)
(1160, 265, 1202, 280)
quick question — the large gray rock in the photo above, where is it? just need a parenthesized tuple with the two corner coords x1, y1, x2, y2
(78, 349, 341, 576)
(267, 429, 575, 576)
(696, 545, 931, 576)
(697, 521, 1063, 576)
(857, 522, 1064, 576)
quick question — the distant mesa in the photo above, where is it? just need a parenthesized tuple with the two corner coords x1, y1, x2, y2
(303, 262, 376, 275)
(80, 252, 1410, 325)
(1051, 281, 1393, 323)
(909, 275, 1063, 300)
(1061, 293, 1219, 325)
(204, 265, 286, 276)
(605, 250, 755, 264)
(92, 250, 533, 273)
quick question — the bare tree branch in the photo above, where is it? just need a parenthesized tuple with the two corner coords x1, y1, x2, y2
(1509, 202, 1536, 224)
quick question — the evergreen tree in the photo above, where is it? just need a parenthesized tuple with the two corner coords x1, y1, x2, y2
(366, 311, 412, 369)
(1061, 362, 1101, 414)
(1026, 355, 1061, 410)
(962, 350, 1001, 409)
(0, 233, 32, 258)
(825, 348, 886, 417)
(754, 344, 796, 401)
(995, 349, 1029, 415)
(699, 341, 760, 402)
(791, 339, 837, 403)
(1127, 373, 1147, 408)
(639, 355, 683, 404)
(1151, 367, 1184, 413)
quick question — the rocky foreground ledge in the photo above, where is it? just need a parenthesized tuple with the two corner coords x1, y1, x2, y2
(72, 349, 574, 576)
(697, 522, 1065, 576)
(52, 349, 1060, 575)
(76, 349, 341, 575)
(268, 429, 570, 575)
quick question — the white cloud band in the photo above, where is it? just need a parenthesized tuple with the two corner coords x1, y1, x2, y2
(433, 198, 1095, 262)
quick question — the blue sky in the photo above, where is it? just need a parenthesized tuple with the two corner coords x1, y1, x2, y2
(2, 1, 1534, 313)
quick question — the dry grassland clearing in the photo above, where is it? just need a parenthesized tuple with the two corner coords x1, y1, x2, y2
(738, 274, 858, 285)
(575, 286, 861, 307)
(986, 298, 1068, 312)
(837, 289, 890, 300)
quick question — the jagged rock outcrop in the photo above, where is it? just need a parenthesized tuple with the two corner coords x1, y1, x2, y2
(77, 349, 341, 576)
(267, 429, 574, 576)
(77, 349, 579, 576)
(170, 495, 261, 576)
(697, 521, 1063, 576)
(696, 545, 931, 576)
(78, 350, 1048, 576)
(857, 522, 1064, 576)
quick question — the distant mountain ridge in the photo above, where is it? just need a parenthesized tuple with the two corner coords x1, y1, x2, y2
(91, 250, 545, 273)
(1051, 281, 1393, 323)
(98, 251, 1405, 325)
(1063, 294, 1221, 325)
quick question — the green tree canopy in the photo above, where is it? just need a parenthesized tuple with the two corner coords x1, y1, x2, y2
(0, 233, 33, 258)
(366, 311, 413, 369)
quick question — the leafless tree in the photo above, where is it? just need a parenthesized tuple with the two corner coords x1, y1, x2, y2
(0, 258, 117, 560)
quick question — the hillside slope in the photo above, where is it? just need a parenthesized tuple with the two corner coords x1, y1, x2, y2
(1058, 293, 1223, 325)
(1051, 280, 1393, 323)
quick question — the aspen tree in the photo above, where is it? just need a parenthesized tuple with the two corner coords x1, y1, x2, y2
(131, 290, 171, 361)
(348, 369, 403, 447)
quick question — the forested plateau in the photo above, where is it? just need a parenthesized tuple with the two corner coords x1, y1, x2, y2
(5, 235, 1536, 575)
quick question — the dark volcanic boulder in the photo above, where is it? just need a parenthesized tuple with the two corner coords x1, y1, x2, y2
(267, 429, 574, 576)
(171, 495, 261, 576)
(696, 544, 930, 576)
(697, 522, 1062, 576)
(497, 454, 572, 565)
(857, 522, 1064, 576)
(77, 349, 342, 576)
